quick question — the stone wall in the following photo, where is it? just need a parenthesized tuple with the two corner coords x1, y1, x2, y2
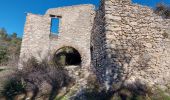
(20, 13, 51, 63)
(20, 0, 170, 89)
(20, 5, 95, 70)
(92, 0, 170, 88)
(46, 5, 95, 68)
(91, 0, 107, 83)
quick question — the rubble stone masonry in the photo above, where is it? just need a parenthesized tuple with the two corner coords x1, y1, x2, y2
(20, 0, 170, 88)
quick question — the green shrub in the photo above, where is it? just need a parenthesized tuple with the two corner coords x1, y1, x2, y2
(1, 77, 26, 100)
(0, 28, 22, 65)
(0, 57, 73, 99)
(150, 87, 170, 100)
(0, 69, 4, 72)
(71, 83, 170, 100)
(0, 46, 8, 64)
(154, 3, 170, 19)
(20, 57, 73, 99)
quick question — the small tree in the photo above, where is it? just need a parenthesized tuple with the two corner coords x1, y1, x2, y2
(154, 3, 170, 19)
(0, 46, 8, 64)
(0, 28, 22, 65)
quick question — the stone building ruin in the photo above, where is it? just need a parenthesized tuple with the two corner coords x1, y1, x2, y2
(20, 0, 170, 89)
(20, 5, 95, 68)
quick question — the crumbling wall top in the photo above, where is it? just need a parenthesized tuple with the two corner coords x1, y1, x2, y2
(46, 4, 95, 16)
(104, 0, 131, 4)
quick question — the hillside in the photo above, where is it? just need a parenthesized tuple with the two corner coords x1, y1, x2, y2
(0, 28, 21, 66)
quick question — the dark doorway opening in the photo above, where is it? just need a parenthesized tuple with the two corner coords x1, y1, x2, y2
(54, 47, 81, 66)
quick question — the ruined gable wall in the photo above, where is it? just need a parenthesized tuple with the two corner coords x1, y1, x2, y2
(20, 0, 170, 88)
(104, 0, 170, 87)
(19, 13, 51, 63)
(46, 5, 95, 68)
(20, 5, 95, 71)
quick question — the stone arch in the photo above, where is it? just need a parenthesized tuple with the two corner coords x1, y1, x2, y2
(53, 46, 82, 66)
(50, 42, 91, 68)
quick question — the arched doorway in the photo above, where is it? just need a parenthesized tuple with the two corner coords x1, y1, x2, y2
(53, 46, 81, 66)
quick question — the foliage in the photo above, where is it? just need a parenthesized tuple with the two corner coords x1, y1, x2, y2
(71, 74, 170, 100)
(0, 28, 21, 65)
(154, 3, 170, 19)
(80, 83, 149, 100)
(0, 46, 8, 63)
(0, 57, 74, 99)
(150, 87, 170, 100)
(19, 58, 73, 100)
(86, 74, 101, 92)
(1, 77, 26, 100)
(73, 86, 170, 100)
(21, 57, 73, 90)
(0, 69, 4, 72)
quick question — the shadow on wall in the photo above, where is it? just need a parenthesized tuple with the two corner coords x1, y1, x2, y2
(106, 39, 150, 89)
(91, 2, 151, 91)
(91, 3, 108, 85)
(87, 17, 161, 99)
(72, 78, 155, 100)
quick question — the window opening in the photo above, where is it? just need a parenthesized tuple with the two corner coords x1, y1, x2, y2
(50, 16, 60, 35)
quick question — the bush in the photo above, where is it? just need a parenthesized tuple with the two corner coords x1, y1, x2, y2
(21, 57, 73, 91)
(23, 57, 73, 99)
(150, 87, 170, 100)
(1, 57, 74, 99)
(154, 3, 170, 19)
(0, 46, 8, 64)
(1, 77, 26, 100)
(79, 82, 170, 100)
(0, 28, 22, 65)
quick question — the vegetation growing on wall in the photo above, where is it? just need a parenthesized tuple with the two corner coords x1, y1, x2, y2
(154, 3, 170, 19)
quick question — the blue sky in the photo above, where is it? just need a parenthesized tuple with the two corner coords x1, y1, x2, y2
(0, 0, 169, 37)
